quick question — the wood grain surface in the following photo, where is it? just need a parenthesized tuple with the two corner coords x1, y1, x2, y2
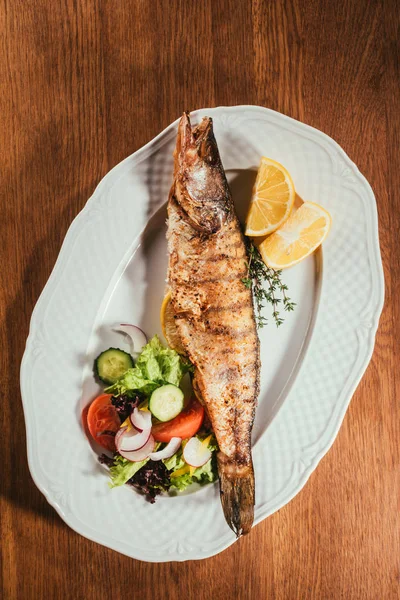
(1, 1, 399, 598)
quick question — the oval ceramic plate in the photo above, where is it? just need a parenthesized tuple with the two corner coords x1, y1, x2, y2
(20, 106, 384, 562)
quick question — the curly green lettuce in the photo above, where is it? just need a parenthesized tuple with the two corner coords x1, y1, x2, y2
(108, 454, 150, 488)
(105, 335, 192, 397)
(169, 458, 217, 491)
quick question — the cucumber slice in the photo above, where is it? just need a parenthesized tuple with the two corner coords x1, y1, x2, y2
(95, 348, 134, 384)
(149, 384, 185, 422)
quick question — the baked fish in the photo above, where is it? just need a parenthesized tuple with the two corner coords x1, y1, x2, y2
(167, 112, 260, 535)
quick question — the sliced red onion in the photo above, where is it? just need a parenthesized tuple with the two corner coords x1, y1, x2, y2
(148, 437, 182, 461)
(183, 437, 212, 468)
(119, 434, 155, 462)
(130, 407, 152, 432)
(113, 323, 147, 355)
(115, 426, 127, 449)
(117, 425, 151, 452)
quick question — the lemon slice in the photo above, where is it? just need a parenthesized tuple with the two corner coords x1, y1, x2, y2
(245, 157, 295, 236)
(160, 292, 186, 354)
(258, 201, 332, 269)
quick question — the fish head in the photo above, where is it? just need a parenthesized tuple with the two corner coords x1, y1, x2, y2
(173, 112, 232, 235)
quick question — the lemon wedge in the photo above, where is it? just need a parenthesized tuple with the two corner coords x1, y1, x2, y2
(245, 156, 295, 236)
(258, 201, 332, 269)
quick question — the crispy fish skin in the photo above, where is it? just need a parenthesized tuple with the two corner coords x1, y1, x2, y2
(167, 113, 260, 536)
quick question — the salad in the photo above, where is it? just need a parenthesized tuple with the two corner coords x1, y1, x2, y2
(85, 331, 218, 502)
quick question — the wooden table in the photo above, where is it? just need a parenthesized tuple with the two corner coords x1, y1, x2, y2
(1, 1, 399, 598)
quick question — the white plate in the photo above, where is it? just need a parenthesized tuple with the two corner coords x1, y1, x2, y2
(20, 106, 384, 562)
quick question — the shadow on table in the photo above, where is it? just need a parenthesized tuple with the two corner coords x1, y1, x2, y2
(1, 190, 94, 528)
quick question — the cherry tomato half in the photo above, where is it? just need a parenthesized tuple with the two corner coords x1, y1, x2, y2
(152, 397, 204, 443)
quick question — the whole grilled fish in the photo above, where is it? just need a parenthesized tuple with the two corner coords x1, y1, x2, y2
(167, 112, 260, 535)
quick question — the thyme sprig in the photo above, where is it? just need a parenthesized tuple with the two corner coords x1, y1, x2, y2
(242, 239, 296, 328)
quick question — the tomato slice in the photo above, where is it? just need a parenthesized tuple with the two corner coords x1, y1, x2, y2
(152, 397, 205, 443)
(86, 393, 120, 452)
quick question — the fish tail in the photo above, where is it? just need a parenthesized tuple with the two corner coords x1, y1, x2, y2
(217, 452, 255, 537)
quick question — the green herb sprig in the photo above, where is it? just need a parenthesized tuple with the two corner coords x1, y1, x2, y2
(242, 239, 295, 328)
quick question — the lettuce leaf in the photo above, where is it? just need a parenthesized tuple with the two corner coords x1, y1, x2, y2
(192, 457, 217, 484)
(169, 457, 217, 491)
(164, 434, 218, 492)
(170, 473, 193, 491)
(108, 455, 149, 488)
(162, 450, 185, 472)
(105, 335, 191, 397)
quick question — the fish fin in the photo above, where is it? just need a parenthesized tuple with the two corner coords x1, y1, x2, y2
(217, 453, 255, 537)
(174, 111, 193, 176)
